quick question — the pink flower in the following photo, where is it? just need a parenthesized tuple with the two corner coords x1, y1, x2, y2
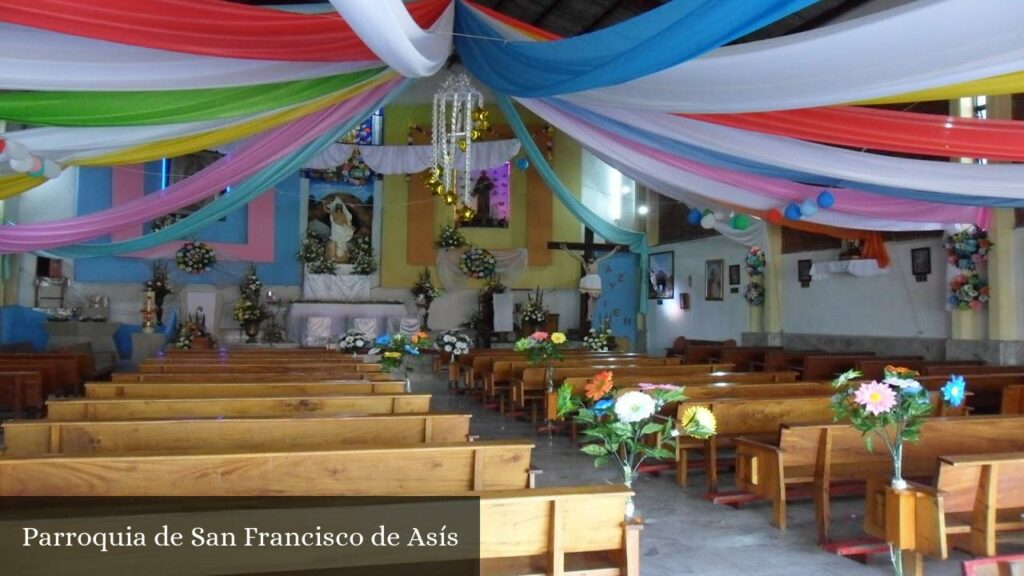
(853, 381, 898, 415)
(530, 331, 549, 341)
(638, 383, 680, 390)
(970, 299, 983, 310)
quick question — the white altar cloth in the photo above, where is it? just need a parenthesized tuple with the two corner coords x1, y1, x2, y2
(287, 301, 411, 345)
(302, 267, 371, 301)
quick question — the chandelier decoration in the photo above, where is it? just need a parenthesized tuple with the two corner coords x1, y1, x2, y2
(427, 73, 489, 223)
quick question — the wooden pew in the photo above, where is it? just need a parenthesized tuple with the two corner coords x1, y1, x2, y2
(0, 351, 95, 381)
(461, 350, 643, 391)
(0, 371, 45, 418)
(138, 362, 382, 374)
(1002, 385, 1024, 414)
(761, 350, 874, 375)
(962, 554, 1024, 576)
(2, 413, 473, 455)
(84, 381, 407, 399)
(664, 337, 735, 359)
(486, 357, 681, 402)
(854, 358, 984, 380)
(734, 415, 1024, 540)
(162, 348, 353, 356)
(111, 372, 391, 383)
(864, 453, 1024, 576)
(915, 374, 1024, 414)
(713, 346, 783, 371)
(0, 439, 535, 496)
(922, 365, 1024, 377)
(44, 393, 431, 420)
(0, 362, 65, 396)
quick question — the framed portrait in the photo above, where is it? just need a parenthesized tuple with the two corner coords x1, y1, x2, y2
(728, 264, 741, 286)
(647, 252, 675, 300)
(705, 259, 724, 301)
(797, 259, 813, 287)
(150, 150, 226, 230)
(911, 247, 931, 282)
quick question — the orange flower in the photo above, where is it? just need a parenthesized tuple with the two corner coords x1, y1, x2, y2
(585, 371, 614, 400)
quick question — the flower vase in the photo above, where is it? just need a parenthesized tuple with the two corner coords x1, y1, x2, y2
(622, 465, 636, 520)
(891, 439, 907, 490)
(243, 321, 261, 344)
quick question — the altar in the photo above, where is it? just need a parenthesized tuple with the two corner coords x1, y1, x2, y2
(286, 301, 413, 346)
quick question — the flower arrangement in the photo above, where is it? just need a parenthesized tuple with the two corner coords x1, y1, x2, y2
(411, 268, 441, 300)
(513, 330, 566, 365)
(948, 272, 989, 310)
(176, 241, 216, 274)
(239, 265, 263, 302)
(174, 318, 210, 349)
(458, 247, 496, 279)
(744, 282, 765, 306)
(150, 213, 183, 232)
(557, 371, 716, 516)
(349, 235, 378, 275)
(583, 319, 614, 352)
(436, 330, 472, 357)
(436, 224, 467, 249)
(461, 310, 484, 331)
(369, 332, 432, 375)
(338, 329, 369, 353)
(946, 226, 992, 272)
(232, 298, 266, 324)
(520, 287, 548, 326)
(746, 246, 766, 276)
(297, 232, 337, 275)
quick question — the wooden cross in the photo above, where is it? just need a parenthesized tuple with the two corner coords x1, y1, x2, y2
(547, 228, 629, 332)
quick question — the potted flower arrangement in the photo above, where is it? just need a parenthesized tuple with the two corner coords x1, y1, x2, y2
(519, 287, 549, 335)
(239, 265, 263, 302)
(144, 261, 172, 326)
(436, 330, 472, 357)
(369, 332, 432, 388)
(349, 236, 378, 275)
(411, 268, 441, 330)
(459, 247, 496, 279)
(176, 241, 216, 274)
(746, 246, 766, 276)
(830, 366, 967, 575)
(557, 371, 716, 518)
(744, 282, 765, 306)
(338, 329, 369, 354)
(436, 224, 467, 249)
(232, 299, 266, 343)
(583, 318, 614, 352)
(514, 330, 566, 366)
(298, 232, 337, 275)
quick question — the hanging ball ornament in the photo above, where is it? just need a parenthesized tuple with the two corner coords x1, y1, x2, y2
(515, 157, 530, 170)
(766, 209, 784, 224)
(700, 213, 717, 229)
(816, 190, 835, 209)
(686, 208, 702, 226)
(784, 203, 803, 220)
(731, 213, 751, 230)
(471, 129, 483, 141)
(443, 192, 458, 206)
(799, 198, 819, 217)
(457, 138, 468, 152)
(9, 155, 34, 173)
(457, 204, 476, 222)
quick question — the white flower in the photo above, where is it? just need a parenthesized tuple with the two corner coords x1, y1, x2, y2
(614, 391, 656, 423)
(883, 377, 920, 390)
(444, 345, 452, 352)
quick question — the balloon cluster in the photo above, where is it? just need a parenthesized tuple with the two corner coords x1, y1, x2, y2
(0, 137, 61, 179)
(423, 165, 459, 205)
(765, 190, 835, 224)
(685, 207, 752, 231)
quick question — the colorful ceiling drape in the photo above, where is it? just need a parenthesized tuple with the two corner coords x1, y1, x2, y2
(0, 0, 450, 61)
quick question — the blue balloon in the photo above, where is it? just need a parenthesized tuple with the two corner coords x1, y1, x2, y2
(800, 199, 819, 217)
(817, 190, 835, 209)
(686, 208, 702, 226)
(784, 203, 802, 220)
(515, 157, 530, 170)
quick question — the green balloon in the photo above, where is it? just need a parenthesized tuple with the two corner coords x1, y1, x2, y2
(731, 214, 750, 230)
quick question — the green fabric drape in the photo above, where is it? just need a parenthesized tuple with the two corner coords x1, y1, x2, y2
(0, 68, 384, 127)
(495, 93, 650, 314)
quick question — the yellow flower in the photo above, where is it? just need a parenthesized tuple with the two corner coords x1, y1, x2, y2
(384, 351, 401, 358)
(550, 332, 566, 344)
(680, 406, 716, 440)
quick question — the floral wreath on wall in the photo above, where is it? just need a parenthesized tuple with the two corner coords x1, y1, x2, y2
(744, 282, 765, 306)
(176, 241, 216, 274)
(459, 247, 496, 279)
(945, 226, 992, 310)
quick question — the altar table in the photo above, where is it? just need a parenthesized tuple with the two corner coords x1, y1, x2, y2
(286, 302, 412, 345)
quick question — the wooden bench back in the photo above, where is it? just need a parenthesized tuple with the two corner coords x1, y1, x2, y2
(504, 357, 681, 381)
(716, 346, 783, 371)
(0, 352, 95, 381)
(934, 453, 1024, 515)
(854, 358, 984, 380)
(2, 413, 472, 456)
(84, 381, 407, 399)
(560, 372, 802, 393)
(917, 373, 1024, 413)
(762, 351, 874, 373)
(0, 371, 45, 415)
(801, 355, 894, 381)
(679, 395, 835, 439)
(45, 394, 431, 421)
(521, 364, 742, 392)
(111, 372, 382, 383)
(922, 365, 1024, 377)
(467, 350, 642, 377)
(0, 361, 67, 395)
(138, 362, 381, 374)
(0, 439, 534, 496)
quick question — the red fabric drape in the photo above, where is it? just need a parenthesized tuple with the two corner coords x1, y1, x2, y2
(687, 106, 1024, 162)
(0, 0, 450, 62)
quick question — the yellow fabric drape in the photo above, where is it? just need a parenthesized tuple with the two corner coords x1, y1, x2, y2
(0, 70, 397, 200)
(853, 70, 1024, 105)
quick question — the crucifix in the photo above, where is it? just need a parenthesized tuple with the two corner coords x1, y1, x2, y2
(548, 228, 628, 332)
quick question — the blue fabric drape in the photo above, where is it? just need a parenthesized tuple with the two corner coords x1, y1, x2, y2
(0, 305, 49, 351)
(552, 98, 1024, 208)
(47, 81, 410, 257)
(495, 94, 650, 313)
(455, 0, 818, 97)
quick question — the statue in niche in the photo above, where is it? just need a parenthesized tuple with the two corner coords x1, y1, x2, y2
(471, 171, 493, 224)
(315, 192, 373, 264)
(560, 244, 621, 322)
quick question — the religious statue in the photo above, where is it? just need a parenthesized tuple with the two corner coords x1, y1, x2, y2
(560, 244, 622, 322)
(323, 196, 356, 263)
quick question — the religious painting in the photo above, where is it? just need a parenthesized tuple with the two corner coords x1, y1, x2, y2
(461, 163, 511, 228)
(302, 149, 376, 266)
(150, 150, 225, 231)
(647, 251, 674, 300)
(728, 264, 741, 286)
(340, 109, 384, 146)
(705, 259, 724, 301)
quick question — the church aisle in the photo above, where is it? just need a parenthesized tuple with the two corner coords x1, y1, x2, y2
(408, 360, 970, 576)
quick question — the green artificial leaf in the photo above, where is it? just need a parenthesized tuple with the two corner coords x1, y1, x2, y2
(581, 444, 609, 457)
(640, 422, 663, 436)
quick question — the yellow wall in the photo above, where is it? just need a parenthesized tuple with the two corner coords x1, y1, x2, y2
(379, 103, 583, 289)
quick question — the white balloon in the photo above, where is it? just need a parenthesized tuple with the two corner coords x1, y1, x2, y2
(700, 213, 716, 229)
(713, 209, 729, 221)
(9, 155, 34, 172)
(5, 139, 29, 161)
(42, 159, 62, 179)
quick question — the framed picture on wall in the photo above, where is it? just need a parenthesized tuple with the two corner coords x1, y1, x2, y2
(705, 259, 724, 301)
(911, 247, 931, 282)
(648, 252, 675, 299)
(728, 264, 741, 286)
(797, 259, 813, 287)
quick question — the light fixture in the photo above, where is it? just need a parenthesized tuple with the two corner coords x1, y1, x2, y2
(637, 204, 650, 216)
(620, 185, 631, 195)
(431, 74, 485, 208)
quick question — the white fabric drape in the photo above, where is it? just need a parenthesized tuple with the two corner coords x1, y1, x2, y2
(521, 98, 948, 232)
(0, 23, 378, 91)
(584, 103, 1024, 199)
(329, 0, 453, 78)
(435, 248, 528, 290)
(479, 0, 1024, 112)
(303, 139, 521, 173)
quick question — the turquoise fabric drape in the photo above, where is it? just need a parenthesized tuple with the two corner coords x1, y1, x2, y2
(495, 93, 650, 313)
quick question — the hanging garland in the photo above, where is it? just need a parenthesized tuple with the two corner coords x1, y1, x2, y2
(175, 241, 216, 274)
(945, 226, 992, 311)
(459, 247, 496, 279)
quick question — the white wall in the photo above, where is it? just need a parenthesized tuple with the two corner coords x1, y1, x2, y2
(646, 235, 751, 353)
(580, 149, 637, 235)
(781, 238, 949, 338)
